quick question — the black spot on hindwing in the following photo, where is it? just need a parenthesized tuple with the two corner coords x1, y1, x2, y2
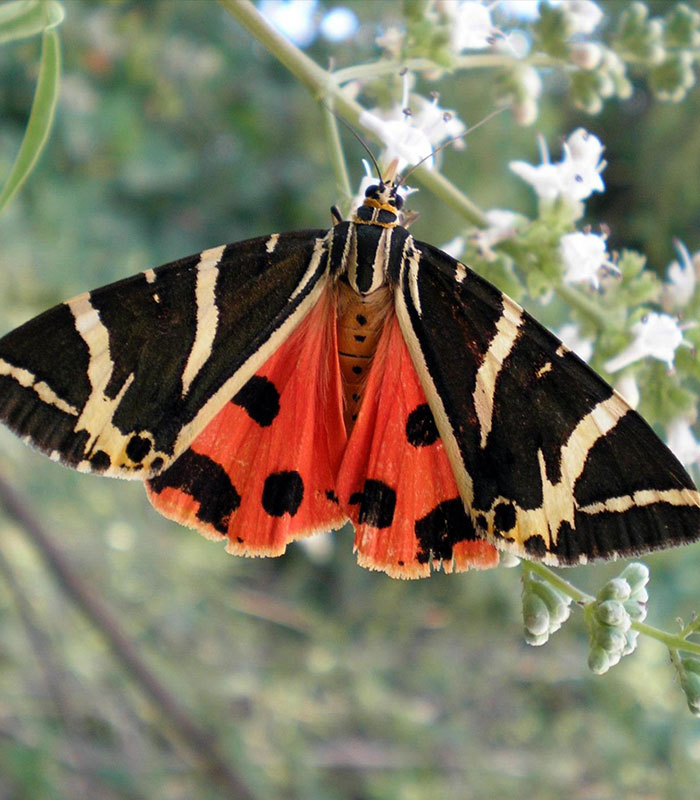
(262, 471, 304, 517)
(493, 502, 516, 533)
(126, 434, 152, 463)
(232, 375, 281, 427)
(148, 450, 240, 534)
(405, 403, 439, 447)
(415, 499, 478, 564)
(349, 479, 396, 528)
(90, 450, 111, 472)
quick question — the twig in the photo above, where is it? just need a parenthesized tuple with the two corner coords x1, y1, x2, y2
(0, 472, 258, 800)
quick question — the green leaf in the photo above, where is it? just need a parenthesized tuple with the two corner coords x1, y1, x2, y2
(0, 0, 64, 45)
(0, 28, 61, 215)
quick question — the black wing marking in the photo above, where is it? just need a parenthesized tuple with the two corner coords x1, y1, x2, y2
(395, 237, 700, 565)
(0, 229, 331, 478)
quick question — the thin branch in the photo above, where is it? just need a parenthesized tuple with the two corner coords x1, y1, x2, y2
(0, 473, 259, 800)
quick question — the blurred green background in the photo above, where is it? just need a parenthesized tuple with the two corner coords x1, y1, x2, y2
(0, 1, 699, 798)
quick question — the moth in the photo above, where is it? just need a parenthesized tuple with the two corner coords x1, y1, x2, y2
(0, 167, 699, 578)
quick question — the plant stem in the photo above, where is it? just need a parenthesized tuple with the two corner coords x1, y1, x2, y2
(525, 561, 593, 604)
(217, 0, 488, 223)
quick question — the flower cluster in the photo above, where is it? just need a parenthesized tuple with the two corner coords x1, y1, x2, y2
(585, 563, 649, 675)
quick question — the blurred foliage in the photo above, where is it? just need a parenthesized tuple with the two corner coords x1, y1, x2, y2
(0, 1, 699, 799)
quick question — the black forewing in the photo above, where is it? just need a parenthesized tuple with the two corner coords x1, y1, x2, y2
(0, 229, 330, 477)
(398, 239, 700, 564)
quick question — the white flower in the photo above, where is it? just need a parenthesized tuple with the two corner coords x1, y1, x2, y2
(412, 96, 467, 149)
(441, 235, 466, 259)
(557, 323, 593, 362)
(473, 209, 522, 259)
(360, 84, 467, 172)
(604, 313, 686, 373)
(499, 0, 541, 21)
(667, 418, 700, 468)
(320, 7, 358, 42)
(663, 240, 697, 310)
(259, 0, 318, 48)
(450, 1, 495, 51)
(563, 0, 604, 35)
(298, 531, 335, 564)
(360, 108, 434, 172)
(615, 374, 640, 409)
(560, 231, 616, 289)
(510, 129, 606, 203)
(566, 127, 604, 165)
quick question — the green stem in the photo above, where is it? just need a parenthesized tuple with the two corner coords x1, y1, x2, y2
(525, 561, 593, 604)
(554, 283, 611, 329)
(331, 53, 557, 85)
(634, 622, 700, 657)
(217, 0, 488, 222)
(320, 103, 352, 212)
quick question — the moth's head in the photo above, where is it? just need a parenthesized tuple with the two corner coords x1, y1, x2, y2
(362, 181, 404, 214)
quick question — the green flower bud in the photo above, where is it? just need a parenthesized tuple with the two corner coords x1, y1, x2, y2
(624, 598, 648, 622)
(619, 562, 649, 594)
(596, 626, 627, 654)
(681, 657, 700, 676)
(525, 630, 551, 647)
(598, 577, 632, 602)
(588, 646, 611, 675)
(650, 52, 696, 103)
(679, 660, 700, 715)
(623, 629, 640, 656)
(596, 599, 630, 629)
(663, 3, 700, 48)
(523, 592, 551, 637)
(615, 2, 665, 64)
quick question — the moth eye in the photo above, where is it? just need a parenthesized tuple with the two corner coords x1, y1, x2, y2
(364, 184, 380, 197)
(394, 194, 404, 210)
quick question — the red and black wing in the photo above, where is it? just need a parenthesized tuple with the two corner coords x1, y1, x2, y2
(394, 238, 700, 565)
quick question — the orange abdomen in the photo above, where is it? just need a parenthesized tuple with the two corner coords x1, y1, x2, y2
(336, 279, 392, 433)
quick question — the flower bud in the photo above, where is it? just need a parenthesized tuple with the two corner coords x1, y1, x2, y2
(523, 592, 551, 637)
(598, 577, 632, 602)
(588, 646, 611, 675)
(595, 599, 630, 629)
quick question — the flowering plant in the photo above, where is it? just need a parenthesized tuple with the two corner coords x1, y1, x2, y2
(217, 0, 700, 714)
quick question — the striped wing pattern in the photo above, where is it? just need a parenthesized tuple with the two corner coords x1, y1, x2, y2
(0, 230, 329, 479)
(0, 198, 699, 576)
(396, 239, 700, 564)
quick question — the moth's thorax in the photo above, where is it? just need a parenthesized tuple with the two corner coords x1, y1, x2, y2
(336, 278, 392, 433)
(352, 198, 400, 228)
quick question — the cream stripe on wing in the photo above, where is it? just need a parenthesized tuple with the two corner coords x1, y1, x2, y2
(0, 358, 79, 416)
(535, 392, 630, 543)
(181, 245, 225, 397)
(173, 234, 331, 456)
(579, 487, 700, 515)
(473, 298, 523, 448)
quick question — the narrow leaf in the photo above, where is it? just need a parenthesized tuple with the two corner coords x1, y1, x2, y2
(0, 28, 61, 215)
(0, 0, 64, 45)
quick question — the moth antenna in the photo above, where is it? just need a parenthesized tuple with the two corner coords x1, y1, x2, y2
(398, 106, 509, 187)
(327, 106, 383, 182)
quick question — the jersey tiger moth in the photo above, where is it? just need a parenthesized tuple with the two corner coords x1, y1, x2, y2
(0, 172, 698, 579)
